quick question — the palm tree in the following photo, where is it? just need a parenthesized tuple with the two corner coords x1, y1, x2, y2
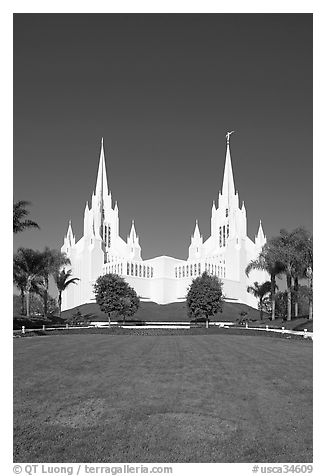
(13, 248, 44, 317)
(53, 269, 79, 317)
(13, 200, 40, 234)
(247, 281, 272, 320)
(40, 248, 70, 317)
(268, 230, 298, 321)
(270, 228, 312, 321)
(290, 228, 313, 318)
(246, 243, 284, 320)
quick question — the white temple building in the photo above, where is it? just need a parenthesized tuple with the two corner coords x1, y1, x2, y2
(61, 133, 268, 311)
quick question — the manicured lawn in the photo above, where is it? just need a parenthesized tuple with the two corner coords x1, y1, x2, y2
(13, 333, 312, 463)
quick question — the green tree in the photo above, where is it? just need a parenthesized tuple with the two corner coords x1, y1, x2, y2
(40, 248, 70, 318)
(270, 227, 312, 321)
(94, 274, 139, 327)
(53, 268, 79, 317)
(290, 228, 313, 319)
(117, 287, 140, 324)
(13, 248, 45, 317)
(13, 200, 40, 234)
(247, 281, 271, 321)
(186, 272, 223, 327)
(246, 243, 284, 320)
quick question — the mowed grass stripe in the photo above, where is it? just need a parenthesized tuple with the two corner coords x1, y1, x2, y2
(14, 334, 312, 463)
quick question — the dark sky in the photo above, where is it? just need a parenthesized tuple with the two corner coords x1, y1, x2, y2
(14, 14, 312, 261)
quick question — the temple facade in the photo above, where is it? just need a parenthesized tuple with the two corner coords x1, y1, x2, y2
(61, 133, 268, 310)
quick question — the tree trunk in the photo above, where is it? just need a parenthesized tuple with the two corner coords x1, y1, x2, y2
(58, 292, 62, 318)
(26, 278, 32, 317)
(294, 277, 299, 317)
(308, 276, 313, 320)
(260, 298, 263, 320)
(108, 313, 111, 328)
(286, 274, 292, 321)
(271, 275, 276, 321)
(20, 289, 25, 315)
(43, 278, 48, 318)
(308, 300, 313, 320)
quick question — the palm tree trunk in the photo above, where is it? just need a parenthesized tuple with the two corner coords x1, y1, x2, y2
(108, 313, 111, 328)
(26, 278, 32, 317)
(58, 292, 62, 318)
(20, 289, 25, 315)
(294, 277, 299, 317)
(271, 275, 276, 321)
(43, 278, 49, 318)
(308, 275, 313, 320)
(286, 274, 292, 321)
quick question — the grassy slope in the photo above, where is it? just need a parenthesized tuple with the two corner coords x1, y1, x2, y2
(61, 300, 266, 322)
(14, 334, 312, 463)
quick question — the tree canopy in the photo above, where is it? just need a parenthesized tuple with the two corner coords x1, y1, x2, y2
(94, 274, 140, 326)
(13, 200, 40, 234)
(186, 271, 223, 322)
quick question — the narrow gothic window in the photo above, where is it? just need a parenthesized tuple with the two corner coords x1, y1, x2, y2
(131, 263, 134, 276)
(219, 227, 222, 247)
(139, 266, 142, 277)
(182, 267, 185, 277)
(198, 263, 201, 275)
(223, 225, 226, 247)
(186, 265, 189, 277)
(226, 208, 229, 217)
(190, 265, 193, 276)
(194, 263, 197, 275)
(179, 267, 181, 278)
(135, 264, 138, 276)
(151, 267, 153, 278)
(108, 225, 111, 248)
(104, 225, 107, 245)
(147, 266, 150, 278)
(227, 223, 229, 238)
(175, 267, 177, 278)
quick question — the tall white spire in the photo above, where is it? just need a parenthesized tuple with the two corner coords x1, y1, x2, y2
(221, 131, 236, 200)
(95, 137, 109, 199)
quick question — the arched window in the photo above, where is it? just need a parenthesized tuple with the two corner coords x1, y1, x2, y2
(198, 263, 201, 275)
(151, 267, 153, 278)
(182, 267, 185, 277)
(227, 223, 229, 238)
(127, 262, 130, 275)
(190, 265, 193, 276)
(147, 266, 150, 278)
(143, 265, 146, 277)
(186, 265, 189, 277)
(194, 263, 197, 275)
(223, 225, 226, 247)
(226, 208, 229, 217)
(219, 227, 222, 247)
(179, 267, 181, 278)
(131, 263, 134, 276)
(135, 264, 138, 276)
